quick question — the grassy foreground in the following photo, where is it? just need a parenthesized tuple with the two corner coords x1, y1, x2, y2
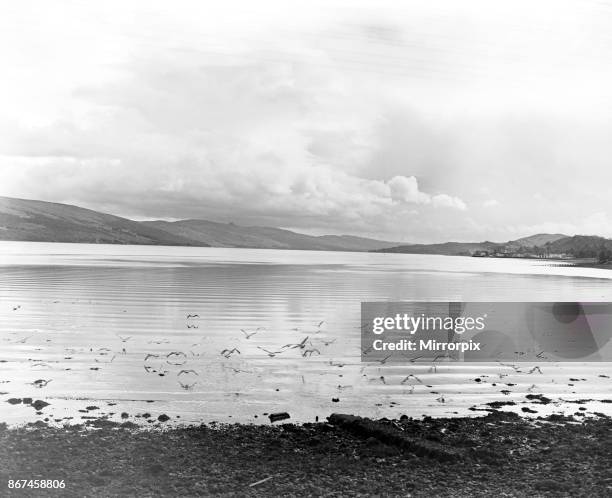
(0, 412, 611, 497)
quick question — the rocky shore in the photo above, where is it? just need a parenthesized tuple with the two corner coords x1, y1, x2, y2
(1, 411, 611, 497)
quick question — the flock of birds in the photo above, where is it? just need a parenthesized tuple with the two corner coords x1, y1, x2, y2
(134, 316, 336, 391)
(6, 302, 610, 422)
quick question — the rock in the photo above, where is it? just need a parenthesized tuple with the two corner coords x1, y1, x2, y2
(268, 412, 290, 423)
(6, 398, 22, 405)
(22, 398, 32, 405)
(332, 397, 340, 402)
(147, 463, 165, 475)
(88, 476, 106, 487)
(328, 413, 462, 462)
(86, 405, 100, 411)
(525, 394, 552, 404)
(157, 414, 170, 422)
(31, 400, 50, 410)
(486, 401, 516, 408)
(27, 420, 48, 428)
(121, 412, 129, 419)
(534, 479, 571, 492)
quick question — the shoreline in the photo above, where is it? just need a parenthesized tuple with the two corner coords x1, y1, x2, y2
(1, 411, 611, 497)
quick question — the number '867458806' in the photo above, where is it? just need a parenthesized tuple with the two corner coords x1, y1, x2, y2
(8, 480, 65, 489)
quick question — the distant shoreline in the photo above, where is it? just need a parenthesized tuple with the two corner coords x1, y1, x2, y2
(1, 240, 612, 270)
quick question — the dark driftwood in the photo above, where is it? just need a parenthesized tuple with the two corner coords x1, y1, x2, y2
(327, 413, 462, 462)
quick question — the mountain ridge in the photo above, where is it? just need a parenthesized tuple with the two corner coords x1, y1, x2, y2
(1, 196, 610, 258)
(0, 196, 399, 252)
(376, 233, 612, 259)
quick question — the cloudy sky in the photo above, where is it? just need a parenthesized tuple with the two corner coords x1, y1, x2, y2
(2, 0, 612, 243)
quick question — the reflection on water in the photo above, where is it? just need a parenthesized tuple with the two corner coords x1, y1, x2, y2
(0, 241, 611, 425)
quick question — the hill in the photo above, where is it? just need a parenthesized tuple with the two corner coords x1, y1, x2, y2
(376, 233, 612, 259)
(506, 233, 567, 247)
(0, 196, 399, 252)
(0, 196, 199, 246)
(142, 219, 399, 251)
(374, 241, 500, 256)
(545, 235, 612, 258)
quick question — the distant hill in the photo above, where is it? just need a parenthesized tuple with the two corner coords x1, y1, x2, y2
(0, 196, 199, 246)
(0, 196, 399, 252)
(142, 219, 399, 251)
(3, 196, 609, 257)
(376, 233, 612, 259)
(375, 241, 500, 256)
(545, 235, 612, 258)
(506, 233, 567, 247)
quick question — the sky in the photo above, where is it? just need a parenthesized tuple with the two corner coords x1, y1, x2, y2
(2, 0, 612, 243)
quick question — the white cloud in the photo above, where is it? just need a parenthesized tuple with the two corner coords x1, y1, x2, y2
(1, 1, 612, 242)
(432, 194, 467, 210)
(387, 176, 430, 204)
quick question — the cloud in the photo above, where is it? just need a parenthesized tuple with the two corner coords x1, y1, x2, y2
(1, 1, 612, 243)
(387, 176, 430, 204)
(387, 176, 466, 210)
(432, 194, 467, 210)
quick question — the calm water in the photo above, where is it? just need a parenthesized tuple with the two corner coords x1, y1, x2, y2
(0, 241, 611, 426)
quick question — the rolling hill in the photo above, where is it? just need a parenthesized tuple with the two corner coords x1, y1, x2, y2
(0, 196, 199, 246)
(2, 196, 609, 257)
(373, 241, 500, 256)
(0, 196, 399, 252)
(506, 233, 567, 247)
(376, 233, 612, 259)
(142, 219, 399, 251)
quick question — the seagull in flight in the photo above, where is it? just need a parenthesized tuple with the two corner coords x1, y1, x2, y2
(220, 348, 241, 358)
(257, 346, 283, 358)
(379, 354, 392, 364)
(401, 374, 423, 384)
(166, 351, 188, 365)
(95, 355, 116, 364)
(241, 327, 264, 339)
(178, 369, 199, 376)
(282, 336, 309, 350)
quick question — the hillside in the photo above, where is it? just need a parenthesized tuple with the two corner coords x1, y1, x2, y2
(374, 241, 500, 256)
(507, 233, 567, 247)
(376, 233, 612, 259)
(143, 220, 399, 251)
(545, 235, 612, 258)
(2, 196, 609, 257)
(0, 196, 399, 252)
(0, 196, 200, 246)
